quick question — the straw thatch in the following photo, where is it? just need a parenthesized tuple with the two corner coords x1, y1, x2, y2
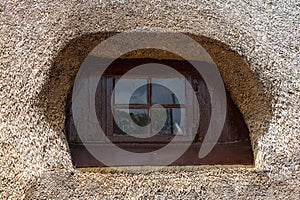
(0, 0, 299, 199)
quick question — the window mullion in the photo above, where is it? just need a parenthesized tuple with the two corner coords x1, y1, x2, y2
(148, 77, 152, 136)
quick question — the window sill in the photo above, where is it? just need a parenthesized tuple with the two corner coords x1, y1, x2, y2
(69, 140, 253, 167)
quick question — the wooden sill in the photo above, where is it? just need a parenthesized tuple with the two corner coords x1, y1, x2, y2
(69, 140, 254, 167)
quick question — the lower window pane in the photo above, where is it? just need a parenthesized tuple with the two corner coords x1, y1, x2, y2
(114, 109, 149, 135)
(152, 108, 185, 135)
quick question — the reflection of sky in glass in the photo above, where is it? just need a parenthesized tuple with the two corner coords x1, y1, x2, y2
(152, 108, 185, 135)
(114, 79, 147, 104)
(114, 109, 148, 135)
(152, 78, 185, 104)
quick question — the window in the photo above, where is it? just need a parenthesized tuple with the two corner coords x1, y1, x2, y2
(65, 58, 254, 167)
(112, 77, 186, 136)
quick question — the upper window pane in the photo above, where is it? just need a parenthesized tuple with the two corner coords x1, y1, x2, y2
(114, 78, 147, 104)
(151, 78, 185, 104)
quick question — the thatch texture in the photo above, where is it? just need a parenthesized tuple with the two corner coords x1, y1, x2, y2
(0, 0, 299, 199)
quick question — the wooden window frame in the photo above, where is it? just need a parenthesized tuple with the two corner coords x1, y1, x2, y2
(66, 58, 254, 167)
(105, 75, 193, 143)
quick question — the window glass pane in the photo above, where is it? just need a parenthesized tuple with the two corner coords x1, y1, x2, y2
(151, 78, 185, 104)
(114, 109, 149, 135)
(152, 108, 185, 135)
(114, 79, 147, 104)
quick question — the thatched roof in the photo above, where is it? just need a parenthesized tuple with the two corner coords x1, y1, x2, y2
(0, 0, 299, 199)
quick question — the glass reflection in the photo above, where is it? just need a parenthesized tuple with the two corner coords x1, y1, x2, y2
(114, 109, 148, 135)
(114, 79, 147, 104)
(151, 78, 185, 104)
(152, 108, 185, 135)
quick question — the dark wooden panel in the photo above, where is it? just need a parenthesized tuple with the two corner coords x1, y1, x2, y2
(69, 140, 254, 167)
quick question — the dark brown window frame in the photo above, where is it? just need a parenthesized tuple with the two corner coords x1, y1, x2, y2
(106, 74, 193, 143)
(66, 58, 254, 167)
